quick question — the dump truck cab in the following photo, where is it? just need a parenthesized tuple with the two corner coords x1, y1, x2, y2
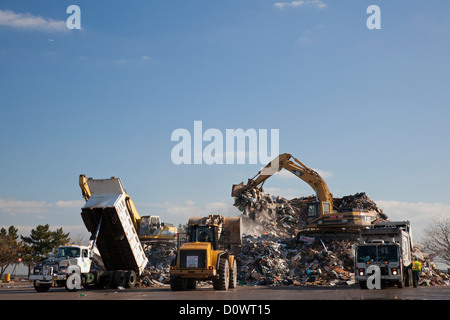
(170, 215, 241, 291)
(354, 221, 413, 289)
(30, 244, 92, 292)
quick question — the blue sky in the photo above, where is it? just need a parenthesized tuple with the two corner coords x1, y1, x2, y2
(0, 0, 449, 242)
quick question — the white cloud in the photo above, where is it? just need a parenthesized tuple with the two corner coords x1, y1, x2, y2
(55, 200, 84, 208)
(0, 198, 49, 214)
(0, 197, 83, 215)
(139, 200, 240, 225)
(375, 200, 450, 241)
(274, 0, 327, 10)
(0, 9, 67, 32)
(313, 168, 333, 179)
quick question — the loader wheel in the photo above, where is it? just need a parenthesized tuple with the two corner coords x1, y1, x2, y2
(186, 278, 197, 290)
(229, 259, 237, 289)
(213, 258, 229, 290)
(170, 275, 187, 291)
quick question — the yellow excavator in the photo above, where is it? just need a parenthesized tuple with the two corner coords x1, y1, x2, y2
(232, 153, 379, 234)
(79, 175, 177, 244)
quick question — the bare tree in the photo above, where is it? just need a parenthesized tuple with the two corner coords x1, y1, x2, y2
(421, 215, 450, 265)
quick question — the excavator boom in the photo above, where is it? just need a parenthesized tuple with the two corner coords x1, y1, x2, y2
(232, 154, 381, 235)
(232, 153, 333, 207)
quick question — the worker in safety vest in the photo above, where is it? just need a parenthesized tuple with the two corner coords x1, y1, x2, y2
(408, 257, 422, 288)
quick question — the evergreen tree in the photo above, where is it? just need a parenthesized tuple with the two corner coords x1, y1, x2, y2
(0, 226, 23, 278)
(21, 224, 70, 260)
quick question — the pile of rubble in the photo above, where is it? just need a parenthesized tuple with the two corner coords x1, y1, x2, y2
(139, 243, 177, 287)
(132, 188, 448, 288)
(412, 244, 450, 286)
(236, 236, 357, 286)
(234, 190, 388, 238)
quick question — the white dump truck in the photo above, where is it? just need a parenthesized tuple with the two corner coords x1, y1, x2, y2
(30, 176, 148, 292)
(354, 221, 413, 289)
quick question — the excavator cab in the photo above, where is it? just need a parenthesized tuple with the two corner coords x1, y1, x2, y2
(306, 201, 331, 222)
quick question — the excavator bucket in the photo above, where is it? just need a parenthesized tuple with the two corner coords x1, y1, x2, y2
(231, 182, 245, 197)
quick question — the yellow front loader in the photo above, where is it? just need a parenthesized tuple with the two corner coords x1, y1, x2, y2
(170, 215, 241, 290)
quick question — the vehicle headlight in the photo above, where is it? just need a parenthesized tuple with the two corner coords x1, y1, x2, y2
(392, 268, 398, 275)
(358, 269, 365, 276)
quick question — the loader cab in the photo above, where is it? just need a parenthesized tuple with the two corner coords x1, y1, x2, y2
(187, 225, 219, 250)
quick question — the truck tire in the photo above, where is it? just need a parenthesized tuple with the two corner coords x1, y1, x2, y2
(65, 273, 81, 292)
(170, 275, 187, 291)
(113, 271, 126, 288)
(405, 268, 413, 287)
(34, 281, 51, 292)
(213, 258, 229, 290)
(125, 270, 136, 288)
(229, 259, 237, 289)
(358, 281, 368, 289)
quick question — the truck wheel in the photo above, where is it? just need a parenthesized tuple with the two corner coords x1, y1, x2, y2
(170, 275, 187, 291)
(65, 273, 81, 292)
(125, 270, 137, 288)
(406, 269, 413, 287)
(113, 271, 126, 288)
(34, 281, 51, 292)
(358, 281, 368, 289)
(229, 259, 237, 289)
(213, 258, 229, 290)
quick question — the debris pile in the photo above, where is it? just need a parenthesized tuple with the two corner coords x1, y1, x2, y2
(234, 190, 387, 238)
(140, 243, 177, 287)
(237, 236, 357, 286)
(412, 244, 450, 286)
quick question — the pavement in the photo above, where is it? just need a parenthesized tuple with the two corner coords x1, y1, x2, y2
(1, 281, 449, 300)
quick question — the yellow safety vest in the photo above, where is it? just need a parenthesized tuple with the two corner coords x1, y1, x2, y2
(412, 260, 421, 271)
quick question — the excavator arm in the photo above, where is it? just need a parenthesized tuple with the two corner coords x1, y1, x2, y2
(79, 174, 91, 202)
(232, 153, 334, 210)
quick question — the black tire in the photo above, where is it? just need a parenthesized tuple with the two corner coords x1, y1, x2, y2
(359, 281, 368, 289)
(170, 275, 187, 291)
(186, 278, 197, 290)
(125, 270, 137, 288)
(213, 258, 229, 290)
(229, 259, 237, 289)
(34, 281, 51, 292)
(114, 271, 126, 288)
(406, 269, 413, 287)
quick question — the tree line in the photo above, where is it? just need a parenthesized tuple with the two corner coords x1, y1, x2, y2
(0, 224, 70, 278)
